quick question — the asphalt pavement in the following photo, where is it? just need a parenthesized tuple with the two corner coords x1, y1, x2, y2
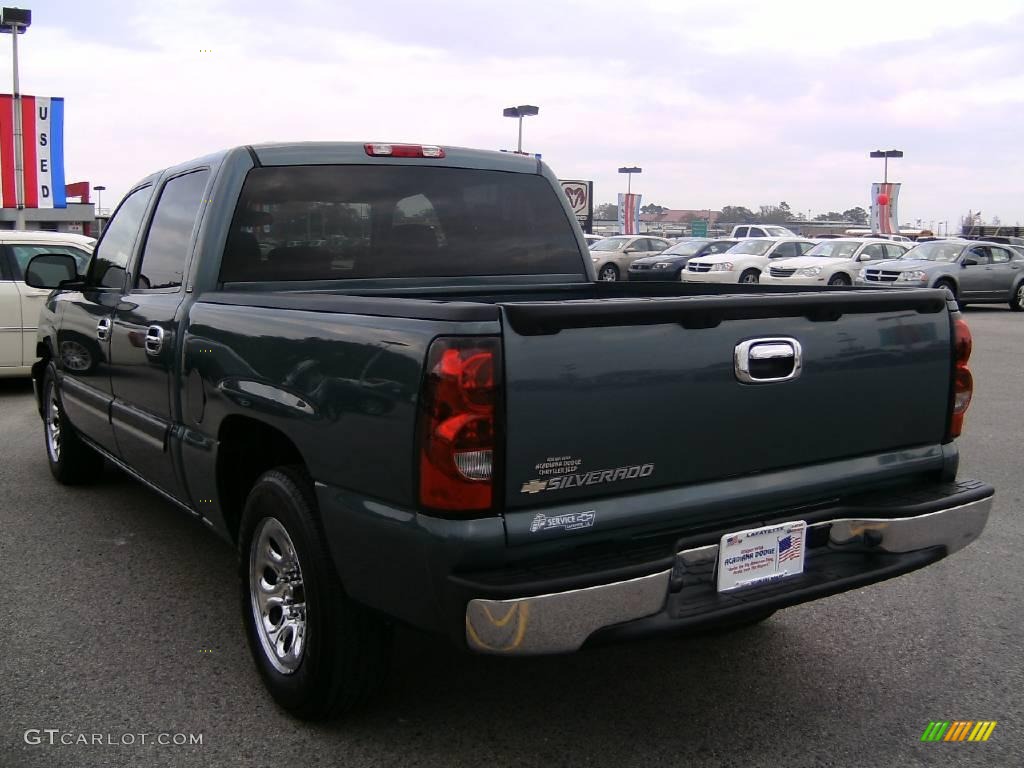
(2, 307, 1022, 768)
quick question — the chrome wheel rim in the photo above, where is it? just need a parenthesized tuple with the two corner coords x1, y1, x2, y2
(1017, 284, 1024, 307)
(46, 389, 61, 462)
(249, 517, 307, 674)
(741, 273, 758, 284)
(600, 267, 617, 281)
(59, 341, 91, 372)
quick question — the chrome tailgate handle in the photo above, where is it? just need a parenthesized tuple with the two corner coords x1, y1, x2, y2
(96, 317, 111, 341)
(145, 325, 165, 356)
(735, 338, 802, 383)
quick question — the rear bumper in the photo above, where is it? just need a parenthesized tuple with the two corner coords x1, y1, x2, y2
(464, 487, 992, 655)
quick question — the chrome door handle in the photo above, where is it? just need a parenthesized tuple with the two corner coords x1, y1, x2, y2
(145, 325, 165, 356)
(735, 338, 802, 383)
(96, 317, 111, 341)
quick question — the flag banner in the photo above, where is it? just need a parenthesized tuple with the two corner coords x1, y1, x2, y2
(618, 192, 642, 235)
(870, 182, 900, 235)
(0, 95, 66, 208)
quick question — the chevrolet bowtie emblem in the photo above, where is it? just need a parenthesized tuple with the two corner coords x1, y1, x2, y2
(520, 479, 548, 494)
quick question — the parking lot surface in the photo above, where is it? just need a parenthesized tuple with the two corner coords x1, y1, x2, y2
(2, 307, 1022, 768)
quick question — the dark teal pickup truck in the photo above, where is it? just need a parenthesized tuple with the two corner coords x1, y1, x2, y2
(25, 142, 992, 720)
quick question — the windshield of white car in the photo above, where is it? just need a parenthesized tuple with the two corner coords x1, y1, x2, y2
(805, 241, 860, 259)
(902, 243, 963, 262)
(591, 238, 629, 251)
(728, 240, 773, 255)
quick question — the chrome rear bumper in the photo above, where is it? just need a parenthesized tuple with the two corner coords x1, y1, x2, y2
(465, 494, 992, 655)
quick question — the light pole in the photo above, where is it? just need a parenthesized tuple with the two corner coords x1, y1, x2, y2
(92, 185, 105, 234)
(502, 104, 538, 153)
(1, 7, 31, 231)
(869, 149, 903, 184)
(618, 166, 642, 194)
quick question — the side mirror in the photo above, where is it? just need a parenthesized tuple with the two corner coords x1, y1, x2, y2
(859, 254, 874, 261)
(962, 257, 977, 267)
(25, 253, 82, 289)
(624, 247, 639, 254)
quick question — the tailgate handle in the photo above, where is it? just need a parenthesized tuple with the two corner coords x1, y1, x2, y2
(735, 338, 802, 383)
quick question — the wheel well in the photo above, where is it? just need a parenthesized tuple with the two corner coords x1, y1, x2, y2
(217, 416, 305, 543)
(934, 277, 957, 293)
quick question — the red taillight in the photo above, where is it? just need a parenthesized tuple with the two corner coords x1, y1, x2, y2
(950, 317, 973, 438)
(364, 143, 445, 158)
(418, 338, 500, 513)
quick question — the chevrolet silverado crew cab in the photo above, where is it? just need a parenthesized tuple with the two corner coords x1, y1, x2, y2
(25, 142, 993, 720)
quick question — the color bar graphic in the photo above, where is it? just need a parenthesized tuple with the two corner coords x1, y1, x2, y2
(921, 720, 996, 742)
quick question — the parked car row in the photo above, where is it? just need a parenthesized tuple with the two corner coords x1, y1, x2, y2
(588, 232, 1024, 310)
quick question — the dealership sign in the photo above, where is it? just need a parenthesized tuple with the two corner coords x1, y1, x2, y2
(0, 95, 66, 208)
(559, 179, 593, 233)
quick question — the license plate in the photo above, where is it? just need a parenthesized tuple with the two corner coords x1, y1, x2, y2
(717, 520, 807, 592)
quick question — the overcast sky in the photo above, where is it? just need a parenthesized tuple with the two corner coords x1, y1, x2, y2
(17, 0, 1024, 228)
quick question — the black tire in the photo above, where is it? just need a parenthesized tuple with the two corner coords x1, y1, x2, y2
(239, 466, 391, 720)
(935, 280, 964, 310)
(739, 269, 760, 284)
(598, 263, 619, 282)
(1010, 281, 1024, 312)
(42, 364, 104, 485)
(827, 273, 851, 286)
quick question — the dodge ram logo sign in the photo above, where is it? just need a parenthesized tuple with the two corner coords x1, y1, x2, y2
(559, 179, 594, 233)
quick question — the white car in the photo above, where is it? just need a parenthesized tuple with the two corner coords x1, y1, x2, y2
(1, 231, 94, 377)
(682, 238, 816, 284)
(729, 225, 796, 238)
(760, 239, 910, 287)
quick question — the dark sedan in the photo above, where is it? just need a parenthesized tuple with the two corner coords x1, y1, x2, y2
(628, 238, 738, 280)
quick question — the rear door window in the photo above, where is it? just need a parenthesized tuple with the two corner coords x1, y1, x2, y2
(734, 227, 748, 238)
(220, 165, 584, 282)
(134, 170, 210, 290)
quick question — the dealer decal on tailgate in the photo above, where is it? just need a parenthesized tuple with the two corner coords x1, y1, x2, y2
(520, 455, 655, 495)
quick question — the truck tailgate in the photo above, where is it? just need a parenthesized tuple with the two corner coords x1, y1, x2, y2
(499, 290, 952, 510)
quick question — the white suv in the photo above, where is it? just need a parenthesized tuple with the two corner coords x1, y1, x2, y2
(1, 231, 94, 377)
(760, 238, 909, 287)
(729, 225, 796, 238)
(682, 238, 816, 284)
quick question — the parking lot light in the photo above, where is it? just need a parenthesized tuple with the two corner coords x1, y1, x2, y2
(503, 104, 539, 153)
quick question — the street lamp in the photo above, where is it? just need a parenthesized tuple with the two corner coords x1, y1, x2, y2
(1, 7, 31, 231)
(502, 104, 539, 153)
(869, 149, 903, 184)
(93, 184, 106, 216)
(618, 166, 642, 194)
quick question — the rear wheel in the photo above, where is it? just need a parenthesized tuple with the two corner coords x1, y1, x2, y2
(827, 273, 851, 286)
(1010, 281, 1024, 312)
(42, 364, 104, 485)
(739, 269, 760, 284)
(598, 264, 619, 282)
(239, 466, 391, 720)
